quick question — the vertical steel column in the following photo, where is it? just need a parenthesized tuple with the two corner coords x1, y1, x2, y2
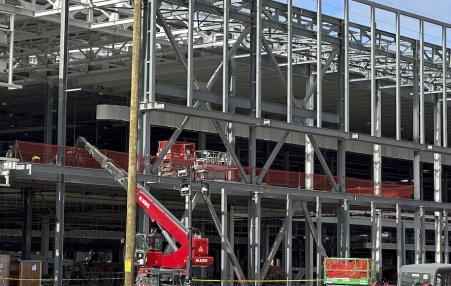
(413, 38, 423, 264)
(370, 5, 381, 197)
(223, 0, 230, 113)
(375, 209, 382, 281)
(228, 206, 235, 281)
(305, 218, 314, 286)
(54, 0, 69, 282)
(255, 0, 262, 118)
(221, 189, 229, 286)
(419, 19, 425, 144)
(287, 0, 293, 123)
(415, 207, 425, 264)
(344, 0, 349, 132)
(148, 0, 157, 103)
(396, 204, 404, 283)
(21, 188, 32, 260)
(371, 203, 382, 281)
(444, 211, 449, 264)
(45, 82, 53, 145)
(248, 197, 254, 278)
(316, 197, 322, 286)
(370, 4, 376, 135)
(8, 14, 14, 86)
(187, 0, 194, 107)
(138, 0, 150, 233)
(434, 93, 443, 263)
(284, 195, 293, 284)
(443, 27, 448, 148)
(316, 0, 322, 127)
(395, 13, 401, 140)
(41, 217, 50, 275)
(306, 67, 315, 190)
(254, 192, 261, 286)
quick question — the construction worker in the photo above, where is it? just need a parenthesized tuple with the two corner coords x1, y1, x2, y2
(31, 154, 41, 163)
(5, 145, 14, 158)
(146, 228, 162, 252)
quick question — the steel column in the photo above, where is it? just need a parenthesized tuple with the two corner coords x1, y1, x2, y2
(8, 14, 14, 86)
(253, 192, 261, 286)
(395, 13, 401, 140)
(223, 0, 230, 113)
(443, 27, 448, 148)
(396, 204, 404, 284)
(419, 20, 425, 144)
(305, 218, 314, 286)
(284, 195, 293, 283)
(54, 0, 69, 281)
(221, 189, 229, 286)
(444, 211, 449, 263)
(41, 217, 50, 275)
(344, 0, 349, 132)
(21, 188, 32, 260)
(306, 68, 315, 190)
(187, 0, 194, 107)
(316, 0, 322, 127)
(370, 5, 376, 136)
(434, 93, 443, 263)
(287, 0, 293, 123)
(255, 0, 262, 118)
(228, 206, 235, 281)
(316, 197, 322, 286)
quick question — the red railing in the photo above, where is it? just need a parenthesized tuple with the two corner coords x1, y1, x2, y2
(13, 141, 413, 199)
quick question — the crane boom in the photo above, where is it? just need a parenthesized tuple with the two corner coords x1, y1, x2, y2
(76, 137, 213, 269)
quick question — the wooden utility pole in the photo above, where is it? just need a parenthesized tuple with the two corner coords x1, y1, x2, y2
(124, 0, 142, 283)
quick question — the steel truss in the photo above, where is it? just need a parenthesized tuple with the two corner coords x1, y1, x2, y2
(140, 0, 451, 282)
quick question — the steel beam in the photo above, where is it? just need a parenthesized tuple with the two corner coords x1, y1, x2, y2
(307, 135, 339, 192)
(202, 195, 247, 282)
(205, 103, 249, 184)
(301, 202, 327, 257)
(256, 132, 289, 184)
(260, 200, 298, 280)
(303, 48, 338, 106)
(206, 27, 251, 91)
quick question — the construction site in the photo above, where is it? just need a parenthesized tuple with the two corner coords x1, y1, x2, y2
(0, 0, 450, 285)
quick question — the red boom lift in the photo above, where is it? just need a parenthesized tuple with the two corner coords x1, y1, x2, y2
(76, 137, 214, 285)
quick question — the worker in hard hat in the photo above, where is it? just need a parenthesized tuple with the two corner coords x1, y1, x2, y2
(31, 154, 41, 163)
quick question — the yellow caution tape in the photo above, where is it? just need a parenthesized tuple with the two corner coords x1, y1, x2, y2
(0, 277, 123, 281)
(193, 278, 323, 283)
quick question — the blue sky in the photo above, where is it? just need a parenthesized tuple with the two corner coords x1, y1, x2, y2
(284, 0, 451, 46)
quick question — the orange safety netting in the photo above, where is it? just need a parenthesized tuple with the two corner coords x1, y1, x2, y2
(14, 141, 148, 172)
(13, 141, 413, 199)
(324, 259, 371, 280)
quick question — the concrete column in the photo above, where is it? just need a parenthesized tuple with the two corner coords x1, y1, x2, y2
(41, 217, 50, 275)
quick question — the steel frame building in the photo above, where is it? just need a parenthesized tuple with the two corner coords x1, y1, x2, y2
(1, 0, 451, 285)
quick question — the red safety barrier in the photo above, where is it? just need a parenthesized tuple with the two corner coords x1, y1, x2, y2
(13, 140, 413, 199)
(324, 258, 371, 280)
